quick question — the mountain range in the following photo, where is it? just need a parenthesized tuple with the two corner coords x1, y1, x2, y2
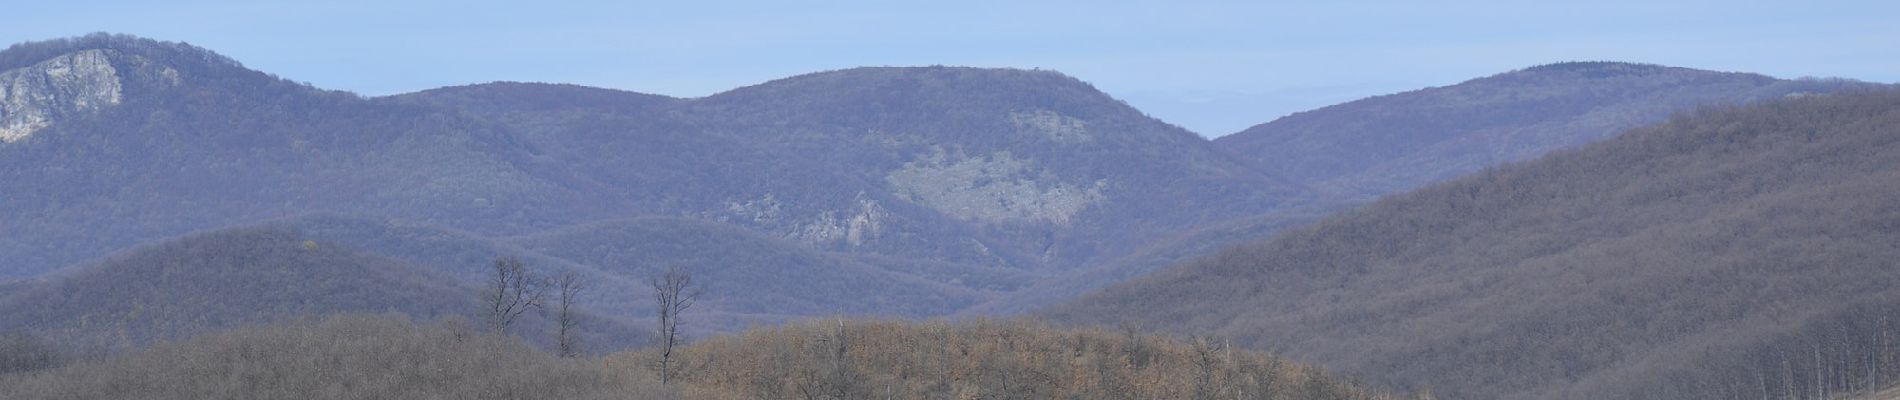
(2, 33, 1885, 338)
(2, 32, 1892, 391)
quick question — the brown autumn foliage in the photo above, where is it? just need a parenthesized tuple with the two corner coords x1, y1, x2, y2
(0, 313, 674, 400)
(0, 312, 1407, 400)
(610, 318, 1423, 400)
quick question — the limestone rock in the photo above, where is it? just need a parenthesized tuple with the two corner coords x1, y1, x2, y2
(0, 49, 125, 143)
(886, 149, 1106, 225)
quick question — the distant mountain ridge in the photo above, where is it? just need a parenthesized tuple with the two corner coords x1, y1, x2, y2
(1214, 60, 1877, 199)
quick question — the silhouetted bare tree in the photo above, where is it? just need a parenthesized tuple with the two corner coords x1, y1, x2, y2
(650, 265, 699, 384)
(485, 256, 545, 333)
(553, 271, 586, 357)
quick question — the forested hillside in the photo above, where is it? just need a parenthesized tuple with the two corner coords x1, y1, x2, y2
(1216, 61, 1878, 199)
(272, 213, 1046, 334)
(1049, 89, 1900, 399)
(0, 35, 589, 278)
(507, 217, 987, 322)
(0, 226, 649, 352)
(970, 63, 1880, 315)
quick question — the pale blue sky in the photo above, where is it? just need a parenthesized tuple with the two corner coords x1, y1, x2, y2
(9, 1, 1898, 137)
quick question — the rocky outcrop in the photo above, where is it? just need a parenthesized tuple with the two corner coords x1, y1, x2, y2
(1010, 110, 1091, 143)
(789, 194, 888, 247)
(0, 50, 124, 143)
(886, 149, 1106, 225)
(720, 193, 890, 247)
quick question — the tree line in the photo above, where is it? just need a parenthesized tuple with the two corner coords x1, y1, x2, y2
(481, 255, 698, 385)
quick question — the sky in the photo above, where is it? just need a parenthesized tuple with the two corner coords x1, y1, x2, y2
(8, 0, 1899, 137)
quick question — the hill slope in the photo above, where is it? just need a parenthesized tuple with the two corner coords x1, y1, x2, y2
(259, 213, 1003, 335)
(1049, 89, 1900, 399)
(0, 34, 590, 277)
(395, 67, 1302, 273)
(506, 217, 993, 324)
(972, 63, 1880, 315)
(1216, 62, 1879, 199)
(0, 225, 647, 351)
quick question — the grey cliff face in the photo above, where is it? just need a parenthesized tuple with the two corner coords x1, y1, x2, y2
(0, 49, 124, 143)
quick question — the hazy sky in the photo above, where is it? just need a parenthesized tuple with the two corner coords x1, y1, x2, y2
(10, 1, 1898, 137)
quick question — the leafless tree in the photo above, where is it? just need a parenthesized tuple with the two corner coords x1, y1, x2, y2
(486, 256, 545, 333)
(651, 265, 699, 384)
(554, 270, 586, 358)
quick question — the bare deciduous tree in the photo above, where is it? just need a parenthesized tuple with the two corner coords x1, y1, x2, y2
(486, 256, 545, 333)
(554, 271, 586, 358)
(651, 265, 699, 384)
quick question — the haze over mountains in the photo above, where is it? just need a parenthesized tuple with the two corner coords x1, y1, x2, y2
(1, 33, 1885, 343)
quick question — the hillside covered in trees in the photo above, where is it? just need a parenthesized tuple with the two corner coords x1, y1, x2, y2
(967, 62, 1879, 315)
(0, 226, 651, 352)
(1214, 61, 1878, 199)
(1048, 88, 1900, 399)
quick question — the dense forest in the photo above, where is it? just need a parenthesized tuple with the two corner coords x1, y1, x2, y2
(0, 226, 651, 352)
(1048, 89, 1900, 399)
(969, 61, 1878, 316)
(1213, 61, 1877, 199)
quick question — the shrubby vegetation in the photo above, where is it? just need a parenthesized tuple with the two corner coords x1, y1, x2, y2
(1050, 88, 1900, 399)
(0, 314, 673, 400)
(611, 317, 1413, 400)
(0, 313, 1405, 400)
